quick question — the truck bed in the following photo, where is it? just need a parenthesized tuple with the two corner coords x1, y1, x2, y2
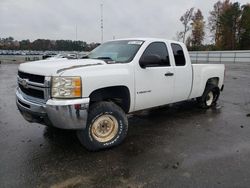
(189, 64, 225, 99)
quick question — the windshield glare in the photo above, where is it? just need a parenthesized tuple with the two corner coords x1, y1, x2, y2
(88, 40, 144, 63)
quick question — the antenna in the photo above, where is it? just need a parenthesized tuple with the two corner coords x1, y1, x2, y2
(100, 3, 104, 43)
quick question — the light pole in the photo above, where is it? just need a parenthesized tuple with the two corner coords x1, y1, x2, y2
(76, 24, 78, 41)
(100, 3, 104, 43)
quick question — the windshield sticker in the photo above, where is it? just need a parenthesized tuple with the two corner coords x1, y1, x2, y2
(128, 41, 143, 45)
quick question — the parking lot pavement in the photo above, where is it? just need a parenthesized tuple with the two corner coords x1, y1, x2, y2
(0, 63, 250, 188)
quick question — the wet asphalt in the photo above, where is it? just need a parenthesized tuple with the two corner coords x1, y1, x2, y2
(0, 63, 250, 188)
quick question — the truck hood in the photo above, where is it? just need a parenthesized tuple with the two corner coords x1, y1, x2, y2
(18, 59, 106, 76)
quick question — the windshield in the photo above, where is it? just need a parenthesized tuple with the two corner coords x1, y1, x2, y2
(87, 40, 144, 63)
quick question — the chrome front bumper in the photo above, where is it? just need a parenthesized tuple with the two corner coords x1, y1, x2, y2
(16, 89, 89, 130)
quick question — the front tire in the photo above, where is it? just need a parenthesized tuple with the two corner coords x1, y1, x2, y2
(77, 101, 128, 151)
(197, 84, 220, 109)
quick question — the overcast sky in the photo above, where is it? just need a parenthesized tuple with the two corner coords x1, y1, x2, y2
(0, 0, 249, 43)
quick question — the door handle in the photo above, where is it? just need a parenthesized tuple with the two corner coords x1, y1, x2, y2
(165, 72, 174, 76)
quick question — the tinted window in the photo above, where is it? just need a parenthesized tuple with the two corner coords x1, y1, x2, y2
(171, 43, 186, 66)
(140, 42, 170, 67)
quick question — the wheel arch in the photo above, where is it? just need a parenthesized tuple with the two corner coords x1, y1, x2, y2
(89, 86, 131, 113)
(201, 77, 220, 95)
(205, 77, 219, 87)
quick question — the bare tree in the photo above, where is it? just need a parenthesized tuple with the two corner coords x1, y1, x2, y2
(174, 31, 184, 42)
(179, 7, 194, 43)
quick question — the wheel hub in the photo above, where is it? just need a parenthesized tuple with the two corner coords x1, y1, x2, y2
(91, 115, 118, 143)
(206, 91, 214, 106)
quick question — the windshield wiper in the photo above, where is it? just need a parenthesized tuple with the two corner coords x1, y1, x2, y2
(95, 57, 113, 60)
(81, 55, 89, 59)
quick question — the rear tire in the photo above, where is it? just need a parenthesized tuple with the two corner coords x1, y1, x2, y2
(77, 101, 128, 151)
(197, 84, 220, 109)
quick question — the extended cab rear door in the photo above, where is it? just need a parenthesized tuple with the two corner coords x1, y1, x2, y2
(134, 41, 175, 111)
(170, 43, 192, 102)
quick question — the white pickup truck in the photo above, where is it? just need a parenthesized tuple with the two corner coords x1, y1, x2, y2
(16, 38, 225, 151)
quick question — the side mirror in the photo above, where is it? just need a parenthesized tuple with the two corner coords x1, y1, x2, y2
(139, 55, 161, 68)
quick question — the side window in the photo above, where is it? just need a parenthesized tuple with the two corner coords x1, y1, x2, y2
(171, 43, 186, 66)
(140, 42, 170, 67)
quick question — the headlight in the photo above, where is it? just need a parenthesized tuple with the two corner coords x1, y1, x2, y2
(51, 76, 82, 98)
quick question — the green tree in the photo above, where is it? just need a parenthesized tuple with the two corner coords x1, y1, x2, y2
(208, 0, 232, 49)
(220, 2, 241, 50)
(209, 0, 242, 50)
(19, 40, 31, 50)
(239, 4, 250, 49)
(32, 39, 52, 51)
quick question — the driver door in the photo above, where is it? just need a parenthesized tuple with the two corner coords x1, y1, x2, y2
(134, 42, 175, 111)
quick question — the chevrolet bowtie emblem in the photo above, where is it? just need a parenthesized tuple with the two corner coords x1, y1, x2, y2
(21, 79, 29, 88)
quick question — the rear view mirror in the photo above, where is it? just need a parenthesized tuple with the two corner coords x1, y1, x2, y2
(139, 55, 161, 68)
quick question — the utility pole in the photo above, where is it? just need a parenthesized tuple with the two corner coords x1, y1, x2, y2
(100, 3, 104, 43)
(76, 24, 78, 41)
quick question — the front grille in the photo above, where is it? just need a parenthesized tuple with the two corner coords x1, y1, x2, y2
(18, 71, 45, 83)
(17, 71, 50, 103)
(19, 84, 45, 99)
